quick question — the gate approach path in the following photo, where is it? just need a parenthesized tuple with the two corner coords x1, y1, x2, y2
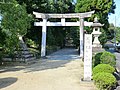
(0, 48, 95, 90)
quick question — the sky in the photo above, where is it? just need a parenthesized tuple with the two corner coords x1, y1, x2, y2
(108, 0, 120, 27)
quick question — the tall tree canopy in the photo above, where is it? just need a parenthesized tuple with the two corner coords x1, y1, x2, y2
(15, 0, 75, 49)
(75, 0, 116, 45)
(0, 0, 32, 54)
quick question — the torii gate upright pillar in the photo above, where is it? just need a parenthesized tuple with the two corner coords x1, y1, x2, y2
(41, 18, 47, 57)
(79, 18, 84, 57)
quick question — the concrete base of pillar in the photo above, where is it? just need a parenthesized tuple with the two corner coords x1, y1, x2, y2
(80, 78, 94, 86)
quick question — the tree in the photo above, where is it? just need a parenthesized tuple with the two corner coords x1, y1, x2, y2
(115, 27, 120, 42)
(16, 0, 76, 49)
(0, 0, 32, 55)
(108, 23, 115, 40)
(75, 0, 116, 45)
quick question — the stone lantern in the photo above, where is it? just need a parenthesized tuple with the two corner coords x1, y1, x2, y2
(92, 17, 103, 47)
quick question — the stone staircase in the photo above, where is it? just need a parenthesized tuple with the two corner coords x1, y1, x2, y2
(2, 36, 37, 65)
(15, 49, 36, 63)
(2, 50, 36, 65)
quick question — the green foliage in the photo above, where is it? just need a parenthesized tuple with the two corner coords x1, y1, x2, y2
(70, 27, 79, 47)
(1, 1, 32, 36)
(0, 28, 6, 46)
(93, 72, 116, 90)
(116, 27, 120, 42)
(25, 38, 38, 48)
(16, 0, 75, 50)
(47, 27, 56, 46)
(93, 51, 116, 68)
(75, 0, 116, 45)
(99, 29, 108, 45)
(76, 0, 115, 21)
(92, 64, 115, 76)
(93, 52, 103, 67)
(0, 0, 32, 55)
(100, 51, 116, 67)
(107, 23, 115, 40)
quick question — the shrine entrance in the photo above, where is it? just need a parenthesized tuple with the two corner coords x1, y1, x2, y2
(33, 11, 94, 58)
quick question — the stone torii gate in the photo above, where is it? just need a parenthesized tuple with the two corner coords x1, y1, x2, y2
(33, 11, 94, 58)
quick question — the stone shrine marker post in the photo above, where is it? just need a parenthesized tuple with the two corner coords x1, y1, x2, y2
(84, 34, 92, 81)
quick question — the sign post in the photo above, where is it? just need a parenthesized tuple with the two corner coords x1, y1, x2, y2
(84, 34, 92, 81)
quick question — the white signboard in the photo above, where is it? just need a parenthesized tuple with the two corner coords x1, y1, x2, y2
(84, 34, 92, 81)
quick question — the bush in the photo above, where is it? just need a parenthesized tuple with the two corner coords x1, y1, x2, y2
(92, 64, 115, 75)
(93, 72, 116, 90)
(100, 51, 116, 67)
(93, 52, 103, 67)
(25, 38, 38, 48)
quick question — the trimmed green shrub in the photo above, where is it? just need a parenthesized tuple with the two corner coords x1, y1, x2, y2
(100, 51, 116, 67)
(92, 64, 115, 75)
(93, 52, 103, 67)
(93, 72, 116, 90)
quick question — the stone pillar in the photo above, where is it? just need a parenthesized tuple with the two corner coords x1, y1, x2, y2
(41, 18, 47, 57)
(79, 18, 84, 58)
(84, 34, 92, 81)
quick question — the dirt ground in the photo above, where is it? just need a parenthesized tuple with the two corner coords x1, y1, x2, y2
(0, 49, 96, 90)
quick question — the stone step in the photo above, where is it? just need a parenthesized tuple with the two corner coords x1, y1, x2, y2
(16, 51, 34, 55)
(3, 56, 36, 61)
(21, 54, 34, 58)
(2, 58, 12, 61)
(25, 57, 36, 61)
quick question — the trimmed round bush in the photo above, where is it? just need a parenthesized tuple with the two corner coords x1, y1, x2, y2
(93, 72, 116, 90)
(92, 64, 115, 75)
(100, 51, 116, 67)
(94, 52, 103, 67)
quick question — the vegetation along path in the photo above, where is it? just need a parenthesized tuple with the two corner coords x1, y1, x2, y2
(0, 48, 95, 90)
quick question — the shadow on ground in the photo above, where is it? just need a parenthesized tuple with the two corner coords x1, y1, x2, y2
(24, 48, 80, 72)
(0, 67, 25, 73)
(0, 60, 72, 73)
(0, 48, 81, 73)
(0, 77, 17, 89)
(25, 59, 72, 73)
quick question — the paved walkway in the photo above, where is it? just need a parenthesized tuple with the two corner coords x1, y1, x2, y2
(0, 48, 95, 90)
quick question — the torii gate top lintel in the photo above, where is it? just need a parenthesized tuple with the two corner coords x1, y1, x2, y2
(33, 11, 95, 19)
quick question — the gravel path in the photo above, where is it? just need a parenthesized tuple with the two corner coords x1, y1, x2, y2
(0, 48, 95, 90)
